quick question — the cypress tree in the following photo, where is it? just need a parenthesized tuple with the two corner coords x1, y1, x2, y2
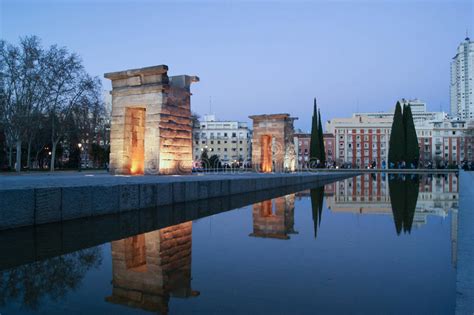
(403, 105, 419, 168)
(388, 102, 405, 167)
(310, 98, 320, 167)
(318, 109, 326, 167)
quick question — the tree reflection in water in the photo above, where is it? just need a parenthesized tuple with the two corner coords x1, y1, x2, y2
(0, 247, 102, 310)
(310, 186, 325, 238)
(388, 174, 420, 235)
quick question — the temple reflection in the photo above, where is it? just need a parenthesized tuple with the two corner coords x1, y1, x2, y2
(249, 194, 298, 239)
(105, 222, 199, 314)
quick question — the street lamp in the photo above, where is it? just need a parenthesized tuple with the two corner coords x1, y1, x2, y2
(78, 143, 82, 172)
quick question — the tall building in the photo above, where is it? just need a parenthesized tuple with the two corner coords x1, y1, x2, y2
(326, 114, 392, 167)
(294, 131, 335, 166)
(192, 114, 251, 166)
(326, 100, 474, 167)
(450, 36, 474, 119)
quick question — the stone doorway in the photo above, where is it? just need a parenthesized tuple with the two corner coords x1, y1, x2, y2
(261, 135, 272, 173)
(124, 234, 147, 272)
(125, 108, 146, 175)
(249, 114, 297, 173)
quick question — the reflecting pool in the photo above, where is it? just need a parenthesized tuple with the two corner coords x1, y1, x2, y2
(0, 174, 466, 314)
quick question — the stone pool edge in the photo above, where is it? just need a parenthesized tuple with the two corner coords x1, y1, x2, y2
(0, 172, 355, 231)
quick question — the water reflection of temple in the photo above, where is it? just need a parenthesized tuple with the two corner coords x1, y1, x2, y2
(325, 174, 459, 226)
(105, 222, 199, 314)
(249, 194, 297, 239)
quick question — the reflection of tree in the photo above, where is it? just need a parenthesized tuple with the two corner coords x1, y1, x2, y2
(0, 247, 102, 310)
(310, 186, 325, 238)
(388, 175, 419, 235)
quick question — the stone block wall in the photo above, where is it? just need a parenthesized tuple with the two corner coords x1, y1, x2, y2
(249, 114, 297, 172)
(105, 65, 199, 175)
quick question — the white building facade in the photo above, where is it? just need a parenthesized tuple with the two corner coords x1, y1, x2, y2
(450, 37, 474, 119)
(192, 114, 251, 166)
(326, 100, 474, 167)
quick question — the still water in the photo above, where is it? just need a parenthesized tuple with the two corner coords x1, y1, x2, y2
(0, 174, 462, 314)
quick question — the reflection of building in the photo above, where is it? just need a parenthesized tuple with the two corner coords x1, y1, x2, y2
(192, 114, 252, 165)
(249, 194, 297, 239)
(106, 222, 198, 314)
(325, 174, 459, 227)
(249, 114, 297, 172)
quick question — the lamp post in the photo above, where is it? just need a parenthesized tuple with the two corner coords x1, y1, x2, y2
(78, 143, 82, 172)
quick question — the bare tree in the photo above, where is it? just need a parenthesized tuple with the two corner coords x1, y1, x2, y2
(68, 78, 104, 167)
(0, 37, 105, 172)
(0, 37, 45, 172)
(42, 45, 100, 171)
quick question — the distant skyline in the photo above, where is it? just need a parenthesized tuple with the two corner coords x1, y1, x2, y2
(1, 0, 473, 131)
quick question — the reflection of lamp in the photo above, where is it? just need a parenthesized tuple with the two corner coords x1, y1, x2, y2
(48, 151, 51, 156)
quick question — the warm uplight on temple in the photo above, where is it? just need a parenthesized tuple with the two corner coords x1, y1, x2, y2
(261, 135, 272, 173)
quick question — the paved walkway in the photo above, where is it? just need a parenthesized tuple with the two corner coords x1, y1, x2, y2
(0, 171, 345, 190)
(457, 171, 474, 314)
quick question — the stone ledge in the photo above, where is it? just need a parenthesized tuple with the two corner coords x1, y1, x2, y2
(0, 172, 355, 231)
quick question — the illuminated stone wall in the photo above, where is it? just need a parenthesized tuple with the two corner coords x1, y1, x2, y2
(105, 222, 197, 313)
(105, 65, 199, 175)
(249, 114, 297, 172)
(249, 194, 296, 239)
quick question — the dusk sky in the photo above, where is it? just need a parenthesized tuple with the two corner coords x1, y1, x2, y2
(1, 0, 473, 131)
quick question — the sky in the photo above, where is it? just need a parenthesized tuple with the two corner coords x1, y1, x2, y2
(1, 0, 473, 131)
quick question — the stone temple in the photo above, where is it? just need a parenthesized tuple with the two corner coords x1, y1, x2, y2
(105, 65, 199, 175)
(249, 114, 297, 173)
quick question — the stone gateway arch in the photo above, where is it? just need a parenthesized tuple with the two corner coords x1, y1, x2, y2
(249, 114, 297, 173)
(105, 65, 199, 175)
